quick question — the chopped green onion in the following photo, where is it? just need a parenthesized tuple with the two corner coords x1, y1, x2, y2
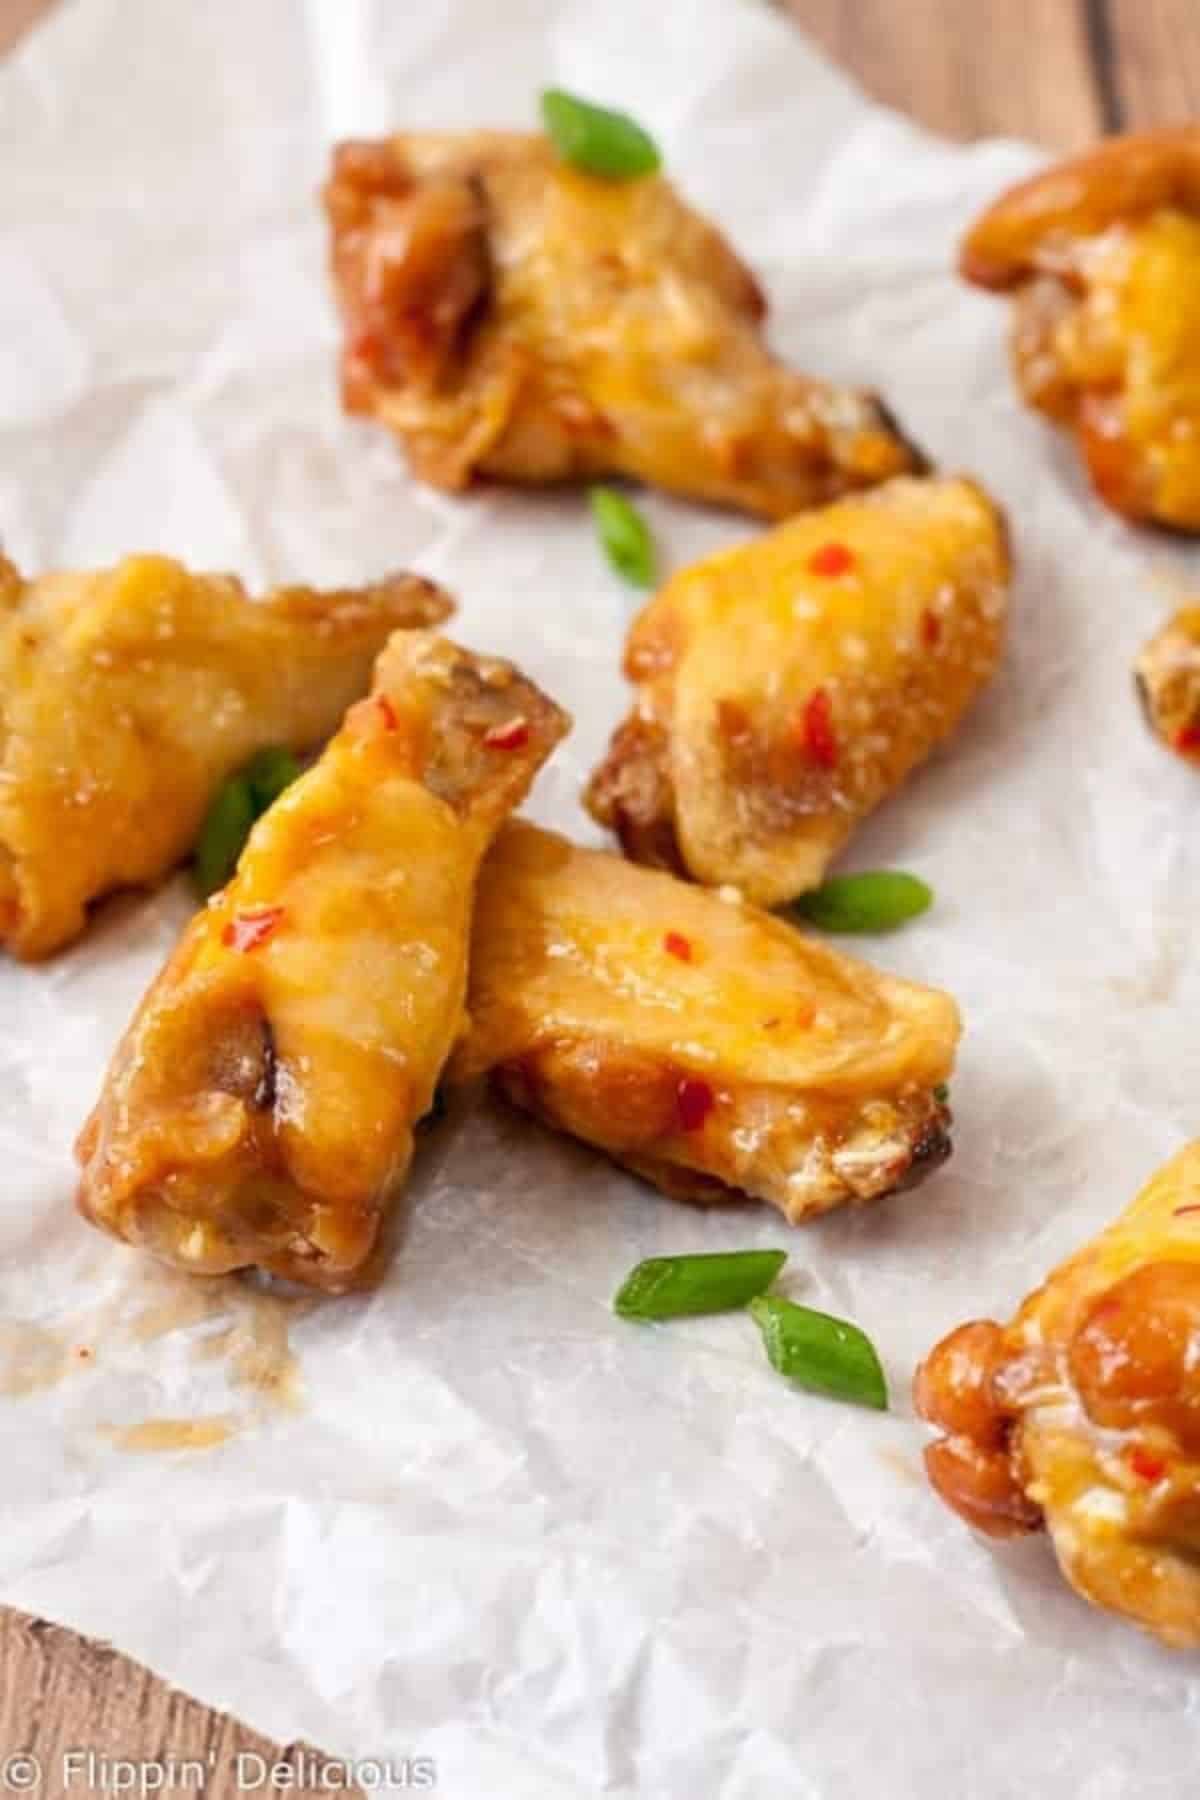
(750, 1295, 888, 1410)
(793, 870, 933, 934)
(614, 1248, 786, 1320)
(193, 777, 256, 898)
(933, 1082, 950, 1105)
(243, 746, 302, 812)
(193, 747, 303, 897)
(590, 486, 657, 587)
(540, 88, 661, 180)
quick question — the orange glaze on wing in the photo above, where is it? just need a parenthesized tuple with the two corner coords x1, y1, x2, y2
(324, 132, 922, 518)
(450, 822, 959, 1223)
(76, 634, 568, 1293)
(1134, 606, 1200, 761)
(963, 130, 1200, 529)
(916, 1141, 1200, 1648)
(0, 554, 451, 959)
(586, 475, 1009, 904)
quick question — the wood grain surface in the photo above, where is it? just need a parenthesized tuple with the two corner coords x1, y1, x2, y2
(789, 0, 1200, 143)
(0, 0, 1197, 1785)
(0, 1610, 365, 1796)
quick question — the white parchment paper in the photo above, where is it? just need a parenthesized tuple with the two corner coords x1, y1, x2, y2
(2, 1, 1200, 1793)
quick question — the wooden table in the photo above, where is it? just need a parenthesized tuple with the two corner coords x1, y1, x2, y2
(0, 0, 1195, 1786)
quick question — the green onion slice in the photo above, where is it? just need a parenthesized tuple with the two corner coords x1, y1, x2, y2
(193, 747, 303, 897)
(243, 746, 302, 812)
(193, 777, 256, 898)
(590, 485, 657, 588)
(793, 870, 933, 934)
(614, 1248, 786, 1320)
(750, 1295, 888, 1410)
(540, 88, 661, 179)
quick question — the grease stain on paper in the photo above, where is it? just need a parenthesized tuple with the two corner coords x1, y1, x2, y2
(103, 1416, 237, 1454)
(1, 1254, 310, 1449)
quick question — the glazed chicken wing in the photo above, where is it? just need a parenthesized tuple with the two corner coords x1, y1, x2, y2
(449, 822, 959, 1223)
(76, 634, 568, 1292)
(586, 475, 1009, 905)
(323, 132, 922, 518)
(0, 551, 451, 959)
(962, 130, 1200, 529)
(916, 1142, 1200, 1648)
(1135, 606, 1200, 760)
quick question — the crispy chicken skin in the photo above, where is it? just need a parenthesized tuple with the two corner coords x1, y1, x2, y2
(449, 822, 959, 1223)
(586, 476, 1009, 904)
(76, 634, 568, 1293)
(916, 1142, 1200, 1649)
(323, 132, 922, 518)
(0, 552, 452, 960)
(962, 130, 1200, 529)
(1135, 607, 1200, 761)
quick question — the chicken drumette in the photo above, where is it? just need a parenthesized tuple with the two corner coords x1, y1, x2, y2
(77, 634, 567, 1292)
(324, 131, 922, 518)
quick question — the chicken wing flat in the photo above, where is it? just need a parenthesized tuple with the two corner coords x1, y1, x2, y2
(0, 551, 451, 960)
(586, 476, 1009, 904)
(916, 1142, 1200, 1648)
(323, 132, 922, 518)
(1135, 607, 1200, 760)
(449, 822, 959, 1223)
(962, 130, 1200, 530)
(76, 634, 568, 1293)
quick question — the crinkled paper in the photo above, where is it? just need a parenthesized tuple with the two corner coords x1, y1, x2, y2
(1, 2, 1198, 1793)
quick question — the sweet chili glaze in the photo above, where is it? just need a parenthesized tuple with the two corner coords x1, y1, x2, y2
(76, 634, 568, 1294)
(449, 822, 958, 1223)
(323, 131, 921, 518)
(0, 554, 452, 959)
(916, 1141, 1200, 1648)
(1135, 606, 1200, 760)
(586, 475, 1010, 905)
(962, 129, 1200, 530)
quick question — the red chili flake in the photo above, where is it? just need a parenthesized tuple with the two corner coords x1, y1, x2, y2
(808, 542, 856, 578)
(663, 931, 692, 962)
(483, 716, 530, 751)
(1175, 1204, 1200, 1216)
(801, 688, 838, 769)
(348, 326, 380, 361)
(376, 693, 399, 731)
(921, 609, 942, 648)
(1129, 1447, 1167, 1484)
(222, 906, 285, 953)
(676, 1076, 715, 1133)
(1174, 722, 1200, 752)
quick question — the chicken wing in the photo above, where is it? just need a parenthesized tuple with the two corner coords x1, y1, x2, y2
(449, 822, 959, 1223)
(323, 132, 922, 518)
(916, 1142, 1200, 1648)
(0, 552, 452, 959)
(586, 475, 1009, 904)
(962, 130, 1200, 530)
(76, 634, 568, 1293)
(1135, 607, 1200, 760)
